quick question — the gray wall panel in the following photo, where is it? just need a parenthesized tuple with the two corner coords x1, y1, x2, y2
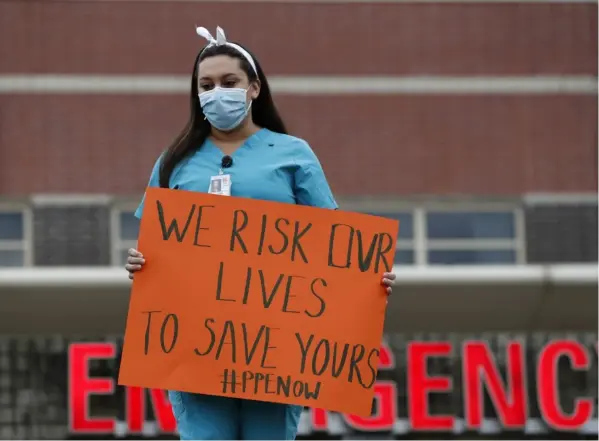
(526, 203, 597, 263)
(33, 206, 110, 266)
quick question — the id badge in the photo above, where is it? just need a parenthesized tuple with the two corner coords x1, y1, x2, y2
(208, 174, 231, 196)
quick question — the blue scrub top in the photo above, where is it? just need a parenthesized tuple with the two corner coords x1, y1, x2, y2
(134, 128, 337, 218)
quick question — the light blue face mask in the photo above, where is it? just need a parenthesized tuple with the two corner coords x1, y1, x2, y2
(199, 87, 252, 131)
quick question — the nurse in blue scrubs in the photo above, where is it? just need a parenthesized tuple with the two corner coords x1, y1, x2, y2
(125, 26, 397, 441)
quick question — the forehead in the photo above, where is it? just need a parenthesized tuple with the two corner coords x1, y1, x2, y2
(198, 55, 245, 79)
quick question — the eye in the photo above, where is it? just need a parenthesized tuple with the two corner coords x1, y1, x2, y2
(222, 79, 238, 88)
(199, 83, 213, 91)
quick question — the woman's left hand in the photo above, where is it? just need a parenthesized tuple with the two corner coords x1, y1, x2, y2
(381, 272, 396, 295)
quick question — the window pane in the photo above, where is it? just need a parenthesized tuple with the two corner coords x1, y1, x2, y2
(428, 249, 516, 265)
(366, 212, 413, 239)
(0, 212, 24, 240)
(0, 250, 24, 266)
(426, 211, 515, 239)
(394, 249, 414, 264)
(119, 212, 140, 241)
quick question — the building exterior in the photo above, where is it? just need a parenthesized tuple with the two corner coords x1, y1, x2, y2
(0, 0, 597, 439)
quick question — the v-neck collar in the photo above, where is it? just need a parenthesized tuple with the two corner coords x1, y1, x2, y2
(205, 128, 268, 158)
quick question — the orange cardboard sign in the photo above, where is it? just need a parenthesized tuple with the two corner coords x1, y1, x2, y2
(118, 188, 399, 416)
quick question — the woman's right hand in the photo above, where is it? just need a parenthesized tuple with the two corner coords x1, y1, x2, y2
(125, 248, 145, 280)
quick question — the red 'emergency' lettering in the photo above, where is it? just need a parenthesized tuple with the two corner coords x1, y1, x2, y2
(126, 387, 176, 433)
(310, 407, 329, 432)
(344, 382, 397, 430)
(407, 342, 453, 430)
(344, 342, 396, 431)
(66, 339, 594, 435)
(68, 343, 116, 433)
(463, 341, 527, 429)
(314, 342, 396, 431)
(537, 340, 593, 430)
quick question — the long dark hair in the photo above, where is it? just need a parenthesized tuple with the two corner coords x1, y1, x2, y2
(158, 44, 287, 188)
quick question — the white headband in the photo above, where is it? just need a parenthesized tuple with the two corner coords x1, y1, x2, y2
(196, 26, 258, 75)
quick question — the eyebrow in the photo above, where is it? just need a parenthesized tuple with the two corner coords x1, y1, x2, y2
(199, 73, 239, 81)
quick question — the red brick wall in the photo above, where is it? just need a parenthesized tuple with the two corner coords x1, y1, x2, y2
(2, 2, 596, 75)
(0, 1, 596, 196)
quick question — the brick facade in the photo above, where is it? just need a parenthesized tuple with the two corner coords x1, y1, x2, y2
(1, 2, 595, 75)
(1, 94, 596, 196)
(0, 1, 596, 196)
(0, 1, 597, 266)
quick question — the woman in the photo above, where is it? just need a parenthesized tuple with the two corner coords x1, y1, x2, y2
(125, 26, 397, 441)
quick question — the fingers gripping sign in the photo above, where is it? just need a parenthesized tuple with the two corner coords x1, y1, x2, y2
(125, 248, 145, 279)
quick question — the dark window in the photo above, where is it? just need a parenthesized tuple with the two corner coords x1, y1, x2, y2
(0, 212, 24, 240)
(114, 210, 140, 266)
(0, 250, 25, 267)
(119, 212, 139, 241)
(428, 250, 516, 265)
(426, 211, 515, 240)
(0, 211, 26, 267)
(394, 249, 414, 264)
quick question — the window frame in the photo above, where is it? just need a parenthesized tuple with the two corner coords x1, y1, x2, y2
(111, 201, 526, 267)
(110, 204, 139, 267)
(0, 203, 34, 267)
(343, 200, 525, 266)
(418, 204, 526, 265)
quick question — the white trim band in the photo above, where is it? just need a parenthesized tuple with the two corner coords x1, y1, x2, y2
(31, 194, 113, 206)
(0, 75, 596, 95)
(0, 264, 596, 289)
(523, 193, 598, 205)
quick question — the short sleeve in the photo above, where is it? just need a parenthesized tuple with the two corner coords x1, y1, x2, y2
(134, 155, 162, 219)
(293, 140, 338, 209)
